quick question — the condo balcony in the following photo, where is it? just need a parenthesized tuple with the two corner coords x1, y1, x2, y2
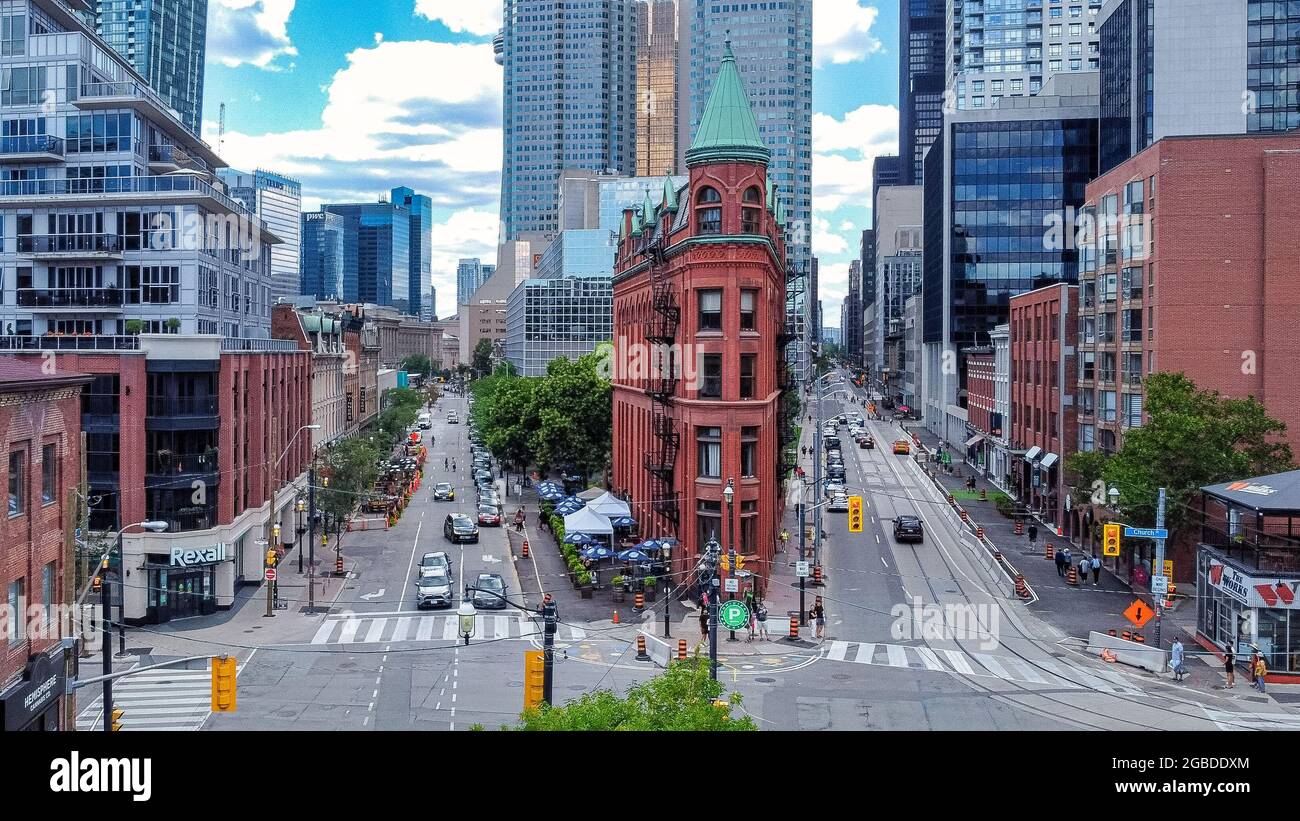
(16, 287, 124, 309)
(17, 233, 123, 258)
(0, 134, 65, 163)
(148, 144, 210, 174)
(0, 334, 140, 352)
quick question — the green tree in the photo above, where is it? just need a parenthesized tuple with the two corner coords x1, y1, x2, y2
(1064, 450, 1110, 505)
(529, 353, 612, 479)
(400, 353, 431, 377)
(1103, 372, 1293, 532)
(514, 657, 756, 731)
(316, 437, 383, 526)
(472, 338, 494, 375)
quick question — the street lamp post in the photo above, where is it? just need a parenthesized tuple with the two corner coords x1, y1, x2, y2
(458, 597, 476, 646)
(705, 538, 721, 681)
(103, 520, 167, 732)
(270, 424, 320, 575)
(662, 542, 672, 639)
(723, 479, 737, 642)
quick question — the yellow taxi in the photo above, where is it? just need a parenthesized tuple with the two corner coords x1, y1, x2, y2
(892, 439, 911, 455)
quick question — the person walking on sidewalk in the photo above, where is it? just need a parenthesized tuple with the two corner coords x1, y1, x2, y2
(1170, 638, 1186, 681)
(1061, 546, 1073, 573)
(699, 607, 709, 640)
(756, 604, 770, 641)
(1091, 555, 1102, 587)
(1255, 656, 1268, 693)
(1027, 523, 1038, 547)
(1055, 549, 1067, 577)
(1224, 650, 1236, 688)
(444, 456, 449, 470)
(779, 528, 790, 553)
(1078, 557, 1090, 584)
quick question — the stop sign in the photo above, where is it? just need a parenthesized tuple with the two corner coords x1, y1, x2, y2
(265, 567, 277, 582)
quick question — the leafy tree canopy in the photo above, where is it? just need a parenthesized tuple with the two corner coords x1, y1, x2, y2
(472, 338, 494, 375)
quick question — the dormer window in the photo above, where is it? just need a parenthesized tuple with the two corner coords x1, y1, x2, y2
(741, 186, 762, 234)
(696, 187, 722, 234)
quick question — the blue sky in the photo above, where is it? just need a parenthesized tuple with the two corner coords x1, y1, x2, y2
(203, 0, 901, 322)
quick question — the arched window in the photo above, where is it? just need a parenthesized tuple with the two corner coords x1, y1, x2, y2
(696, 186, 722, 234)
(741, 186, 762, 233)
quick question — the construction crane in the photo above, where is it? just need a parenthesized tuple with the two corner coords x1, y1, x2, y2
(218, 102, 226, 155)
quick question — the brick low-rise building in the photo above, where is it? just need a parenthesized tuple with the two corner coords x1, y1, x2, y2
(273, 304, 349, 448)
(1010, 284, 1078, 537)
(612, 45, 790, 598)
(0, 359, 91, 731)
(1074, 134, 1300, 458)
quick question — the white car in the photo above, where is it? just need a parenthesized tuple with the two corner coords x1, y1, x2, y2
(824, 480, 846, 499)
(828, 492, 850, 512)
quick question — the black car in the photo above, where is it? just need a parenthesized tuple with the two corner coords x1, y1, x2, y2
(823, 437, 841, 451)
(444, 513, 480, 544)
(472, 573, 509, 610)
(432, 482, 455, 501)
(474, 468, 493, 485)
(827, 466, 847, 481)
(893, 515, 924, 543)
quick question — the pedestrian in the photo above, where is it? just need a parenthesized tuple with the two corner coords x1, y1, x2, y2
(1255, 655, 1268, 693)
(444, 457, 449, 470)
(514, 508, 525, 532)
(779, 528, 790, 553)
(747, 610, 757, 642)
(1170, 638, 1186, 681)
(757, 604, 769, 641)
(811, 601, 826, 639)
(1091, 555, 1102, 587)
(451, 458, 457, 472)
(1224, 650, 1236, 688)
(1027, 523, 1038, 545)
(1061, 546, 1073, 572)
(1249, 651, 1259, 685)
(1055, 550, 1066, 577)
(699, 607, 709, 640)
(1078, 557, 1089, 584)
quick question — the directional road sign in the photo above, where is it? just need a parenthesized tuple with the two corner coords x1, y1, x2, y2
(1151, 575, 1168, 597)
(1123, 599, 1154, 629)
(1124, 526, 1169, 540)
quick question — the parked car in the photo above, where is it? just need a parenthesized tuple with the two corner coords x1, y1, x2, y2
(477, 504, 502, 527)
(443, 513, 479, 543)
(893, 515, 924, 543)
(432, 482, 455, 501)
(447, 411, 459, 424)
(892, 439, 911, 455)
(415, 566, 453, 609)
(823, 436, 841, 451)
(478, 490, 502, 509)
(472, 573, 509, 610)
(828, 465, 847, 481)
(824, 480, 846, 499)
(827, 492, 850, 512)
(474, 468, 493, 486)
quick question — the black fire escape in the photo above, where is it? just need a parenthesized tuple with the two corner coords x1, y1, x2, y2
(641, 225, 681, 533)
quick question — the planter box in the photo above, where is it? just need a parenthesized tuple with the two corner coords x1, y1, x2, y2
(580, 587, 594, 599)
(612, 590, 626, 603)
(643, 588, 658, 602)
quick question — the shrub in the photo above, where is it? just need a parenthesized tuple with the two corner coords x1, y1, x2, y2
(993, 492, 1016, 518)
(611, 574, 625, 587)
(578, 571, 593, 586)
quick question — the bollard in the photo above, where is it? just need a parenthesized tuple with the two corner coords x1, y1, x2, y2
(521, 539, 530, 558)
(976, 526, 985, 540)
(1133, 632, 1145, 644)
(979, 488, 988, 501)
(1067, 565, 1079, 586)
(677, 639, 687, 661)
(947, 494, 956, 507)
(634, 591, 646, 612)
(1015, 519, 1023, 536)
(612, 609, 619, 624)
(1121, 630, 1132, 642)
(812, 564, 824, 587)
(960, 509, 969, 524)
(786, 615, 800, 641)
(335, 555, 344, 575)
(1107, 628, 1118, 637)
(1015, 574, 1030, 598)
(993, 550, 1003, 564)
(1045, 543, 1055, 561)
(636, 635, 650, 661)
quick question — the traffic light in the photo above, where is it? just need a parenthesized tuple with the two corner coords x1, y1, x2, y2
(92, 575, 102, 593)
(523, 650, 545, 711)
(1103, 523, 1121, 557)
(848, 496, 864, 533)
(110, 708, 125, 731)
(265, 549, 278, 567)
(210, 656, 238, 713)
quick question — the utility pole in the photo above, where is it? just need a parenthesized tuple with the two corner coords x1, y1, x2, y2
(100, 570, 112, 733)
(307, 461, 317, 613)
(813, 383, 823, 574)
(797, 498, 806, 625)
(541, 596, 556, 705)
(1154, 486, 1167, 648)
(705, 539, 720, 681)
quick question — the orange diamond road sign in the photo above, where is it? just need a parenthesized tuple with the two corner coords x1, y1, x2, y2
(1123, 599, 1154, 629)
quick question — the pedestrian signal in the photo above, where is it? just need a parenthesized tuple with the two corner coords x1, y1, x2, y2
(848, 496, 864, 533)
(111, 708, 125, 731)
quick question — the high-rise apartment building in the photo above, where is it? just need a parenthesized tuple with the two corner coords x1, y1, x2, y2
(221, 169, 303, 303)
(1098, 0, 1300, 174)
(637, 0, 680, 177)
(842, 260, 862, 366)
(320, 201, 411, 314)
(948, 0, 1103, 112)
(499, 0, 636, 239)
(392, 186, 433, 320)
(95, 0, 207, 135)
(899, 1, 946, 185)
(457, 258, 489, 307)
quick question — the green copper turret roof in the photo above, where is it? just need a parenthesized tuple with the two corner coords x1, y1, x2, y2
(686, 41, 770, 167)
(662, 176, 679, 212)
(766, 174, 777, 211)
(642, 189, 655, 226)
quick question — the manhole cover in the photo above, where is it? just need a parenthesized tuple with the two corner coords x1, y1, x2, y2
(755, 677, 776, 683)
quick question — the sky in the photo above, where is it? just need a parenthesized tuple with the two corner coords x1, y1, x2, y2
(203, 0, 901, 324)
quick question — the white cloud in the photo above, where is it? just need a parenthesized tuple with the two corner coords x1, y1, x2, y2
(208, 0, 298, 69)
(812, 103, 898, 212)
(430, 209, 500, 315)
(817, 261, 852, 311)
(813, 215, 848, 256)
(415, 0, 502, 36)
(221, 39, 502, 213)
(813, 0, 883, 68)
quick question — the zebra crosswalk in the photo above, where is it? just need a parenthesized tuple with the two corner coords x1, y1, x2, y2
(76, 667, 213, 732)
(1201, 709, 1300, 731)
(822, 640, 1146, 695)
(309, 613, 588, 646)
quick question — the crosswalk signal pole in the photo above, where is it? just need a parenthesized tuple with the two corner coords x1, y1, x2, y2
(541, 596, 557, 706)
(100, 562, 113, 734)
(1154, 487, 1167, 648)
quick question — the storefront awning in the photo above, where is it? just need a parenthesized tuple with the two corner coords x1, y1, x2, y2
(1040, 452, 1060, 469)
(1024, 446, 1042, 462)
(964, 434, 985, 449)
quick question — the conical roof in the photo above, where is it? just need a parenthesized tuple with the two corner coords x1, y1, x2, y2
(662, 176, 679, 212)
(686, 41, 770, 167)
(642, 189, 655, 226)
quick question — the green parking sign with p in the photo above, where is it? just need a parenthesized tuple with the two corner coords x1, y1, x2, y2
(719, 601, 750, 631)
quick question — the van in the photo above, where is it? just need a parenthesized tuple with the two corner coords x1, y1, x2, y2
(417, 412, 432, 430)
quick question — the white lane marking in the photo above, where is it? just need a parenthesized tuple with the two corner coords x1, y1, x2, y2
(311, 621, 337, 645)
(392, 617, 412, 643)
(363, 618, 387, 644)
(1000, 658, 1053, 685)
(402, 520, 425, 596)
(885, 645, 908, 668)
(827, 641, 850, 661)
(853, 643, 876, 664)
(338, 619, 361, 643)
(914, 646, 944, 671)
(493, 615, 510, 639)
(442, 618, 459, 641)
(940, 649, 975, 675)
(416, 617, 435, 641)
(973, 653, 1010, 679)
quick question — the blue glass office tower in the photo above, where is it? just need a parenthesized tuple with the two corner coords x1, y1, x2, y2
(301, 212, 348, 301)
(392, 187, 433, 320)
(499, 0, 637, 239)
(322, 203, 411, 314)
(95, 0, 207, 135)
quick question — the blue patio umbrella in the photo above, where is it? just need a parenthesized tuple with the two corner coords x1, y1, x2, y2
(617, 548, 654, 564)
(610, 515, 637, 528)
(538, 481, 562, 495)
(580, 545, 617, 561)
(635, 539, 665, 553)
(539, 486, 566, 501)
(563, 531, 593, 545)
(561, 495, 585, 508)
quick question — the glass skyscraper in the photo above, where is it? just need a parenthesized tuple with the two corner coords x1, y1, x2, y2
(899, 0, 946, 186)
(499, 0, 636, 240)
(301, 212, 348, 302)
(321, 202, 411, 314)
(457, 258, 496, 307)
(636, 0, 680, 176)
(95, 0, 207, 135)
(392, 186, 433, 320)
(221, 169, 303, 303)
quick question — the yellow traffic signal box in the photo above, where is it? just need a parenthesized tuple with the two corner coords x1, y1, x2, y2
(1103, 523, 1121, 557)
(523, 650, 545, 711)
(848, 496, 864, 533)
(210, 656, 238, 713)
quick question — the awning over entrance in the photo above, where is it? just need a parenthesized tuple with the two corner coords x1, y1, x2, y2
(1203, 468, 1300, 515)
(1040, 452, 1060, 469)
(964, 434, 985, 449)
(1024, 446, 1042, 462)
